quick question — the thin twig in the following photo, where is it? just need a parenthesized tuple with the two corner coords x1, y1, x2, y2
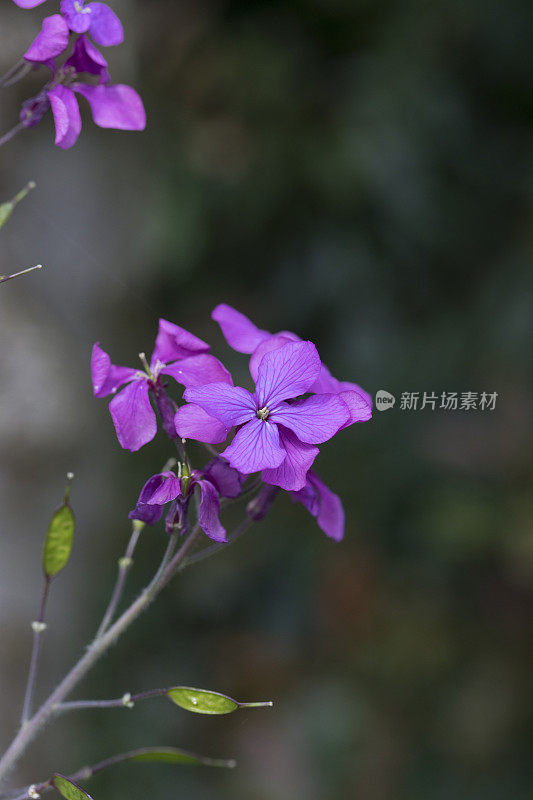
(0, 266, 42, 285)
(0, 123, 24, 149)
(94, 522, 143, 639)
(20, 577, 51, 726)
(54, 688, 166, 715)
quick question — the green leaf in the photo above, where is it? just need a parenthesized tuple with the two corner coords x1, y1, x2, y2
(167, 686, 273, 715)
(52, 775, 93, 800)
(43, 504, 75, 578)
(126, 747, 236, 768)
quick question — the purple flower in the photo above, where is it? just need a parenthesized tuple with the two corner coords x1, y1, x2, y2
(20, 33, 145, 148)
(60, 0, 123, 46)
(129, 458, 244, 542)
(92, 319, 232, 452)
(212, 304, 373, 427)
(177, 340, 351, 491)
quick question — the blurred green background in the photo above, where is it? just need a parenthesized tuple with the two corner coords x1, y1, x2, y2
(1, 0, 532, 798)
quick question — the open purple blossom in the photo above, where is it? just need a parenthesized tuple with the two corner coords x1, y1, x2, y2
(212, 304, 372, 427)
(12, 0, 123, 47)
(129, 458, 244, 542)
(248, 470, 345, 541)
(176, 340, 351, 492)
(92, 319, 232, 452)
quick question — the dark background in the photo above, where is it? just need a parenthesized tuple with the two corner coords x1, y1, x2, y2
(1, 1, 532, 798)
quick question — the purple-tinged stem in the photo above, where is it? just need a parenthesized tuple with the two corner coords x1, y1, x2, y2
(20, 577, 51, 726)
(0, 526, 202, 784)
(0, 265, 42, 285)
(0, 123, 24, 149)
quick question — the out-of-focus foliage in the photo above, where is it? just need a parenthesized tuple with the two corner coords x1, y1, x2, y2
(1, 0, 532, 799)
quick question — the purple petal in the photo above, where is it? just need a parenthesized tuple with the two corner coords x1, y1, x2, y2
(221, 418, 286, 474)
(65, 35, 109, 84)
(212, 304, 270, 354)
(246, 485, 279, 521)
(128, 501, 163, 526)
(162, 354, 232, 388)
(174, 404, 229, 444)
(197, 480, 226, 542)
(270, 394, 350, 444)
(60, 0, 91, 33)
(24, 14, 69, 62)
(249, 333, 300, 382)
(151, 319, 210, 366)
(91, 342, 137, 397)
(139, 471, 181, 505)
(12, 0, 48, 7)
(299, 471, 345, 541)
(203, 457, 244, 498)
(255, 340, 321, 409)
(48, 85, 82, 149)
(183, 383, 255, 427)
(261, 428, 317, 491)
(73, 83, 146, 130)
(109, 378, 157, 451)
(88, 1, 124, 46)
(338, 388, 372, 426)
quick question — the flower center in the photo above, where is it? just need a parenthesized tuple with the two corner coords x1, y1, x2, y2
(74, 1, 90, 13)
(256, 406, 270, 421)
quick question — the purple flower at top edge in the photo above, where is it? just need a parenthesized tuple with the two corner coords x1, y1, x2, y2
(212, 303, 373, 427)
(12, 0, 47, 8)
(60, 0, 124, 47)
(176, 340, 351, 492)
(92, 319, 232, 452)
(129, 458, 244, 542)
(248, 470, 345, 541)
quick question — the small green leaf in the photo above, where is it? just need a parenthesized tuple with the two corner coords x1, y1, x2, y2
(126, 747, 236, 768)
(43, 504, 75, 578)
(167, 686, 273, 715)
(52, 775, 93, 800)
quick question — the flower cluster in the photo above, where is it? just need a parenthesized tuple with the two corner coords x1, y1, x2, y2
(12, 0, 145, 148)
(93, 306, 372, 542)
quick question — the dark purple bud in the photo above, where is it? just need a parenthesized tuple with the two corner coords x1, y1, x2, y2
(203, 457, 244, 499)
(246, 485, 279, 521)
(20, 92, 50, 129)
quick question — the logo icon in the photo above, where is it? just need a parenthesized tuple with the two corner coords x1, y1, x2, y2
(375, 390, 396, 411)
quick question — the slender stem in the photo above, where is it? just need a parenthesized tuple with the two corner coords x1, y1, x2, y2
(0, 266, 42, 285)
(20, 577, 51, 726)
(0, 59, 25, 89)
(0, 525, 201, 784)
(54, 688, 167, 715)
(94, 522, 143, 639)
(0, 123, 24, 149)
(181, 517, 253, 569)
